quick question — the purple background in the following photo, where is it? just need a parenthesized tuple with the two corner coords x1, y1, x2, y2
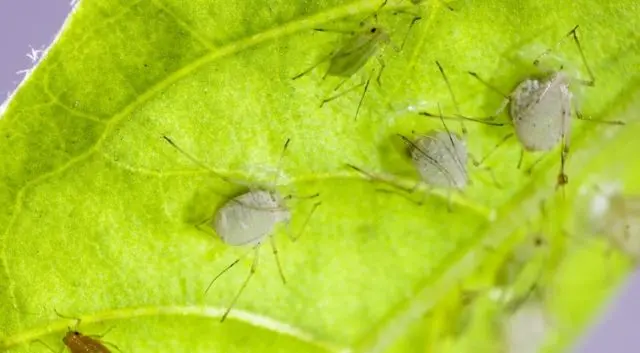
(0, 1, 638, 352)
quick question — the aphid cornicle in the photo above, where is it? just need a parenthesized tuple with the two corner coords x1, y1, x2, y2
(463, 25, 624, 188)
(162, 136, 320, 322)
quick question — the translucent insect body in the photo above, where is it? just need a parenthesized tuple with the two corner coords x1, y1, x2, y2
(465, 26, 624, 188)
(163, 136, 320, 322)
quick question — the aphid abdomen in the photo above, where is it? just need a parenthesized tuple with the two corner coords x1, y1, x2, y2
(510, 76, 572, 152)
(410, 132, 468, 189)
(325, 29, 387, 78)
(213, 190, 290, 247)
(63, 332, 111, 353)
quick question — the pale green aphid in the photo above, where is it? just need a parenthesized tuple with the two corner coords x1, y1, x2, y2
(589, 187, 640, 261)
(292, 22, 390, 120)
(162, 136, 320, 322)
(463, 26, 624, 188)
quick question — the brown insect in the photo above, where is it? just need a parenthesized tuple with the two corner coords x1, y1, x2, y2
(62, 329, 112, 353)
(35, 311, 119, 353)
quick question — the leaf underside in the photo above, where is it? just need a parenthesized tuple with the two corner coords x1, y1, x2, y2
(1, 0, 639, 352)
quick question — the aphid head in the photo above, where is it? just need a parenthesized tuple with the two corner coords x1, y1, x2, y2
(62, 330, 81, 344)
(365, 25, 390, 44)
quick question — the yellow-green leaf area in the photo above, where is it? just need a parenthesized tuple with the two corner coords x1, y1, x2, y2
(0, 0, 638, 352)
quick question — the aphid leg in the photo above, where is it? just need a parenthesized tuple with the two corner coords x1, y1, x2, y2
(435, 61, 466, 133)
(32, 339, 62, 353)
(220, 246, 260, 322)
(473, 133, 514, 167)
(556, 136, 569, 197)
(434, 103, 469, 189)
(269, 236, 286, 284)
(525, 153, 546, 175)
(575, 111, 626, 126)
(390, 10, 422, 50)
(418, 66, 506, 127)
(292, 51, 336, 81)
(288, 201, 321, 243)
(469, 152, 502, 188)
(101, 341, 124, 353)
(312, 28, 357, 34)
(270, 138, 291, 186)
(319, 81, 366, 107)
(534, 25, 595, 87)
(375, 56, 386, 86)
(354, 75, 372, 120)
(204, 246, 255, 295)
(517, 149, 525, 169)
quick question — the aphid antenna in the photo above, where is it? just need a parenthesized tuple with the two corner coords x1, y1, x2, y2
(473, 132, 514, 168)
(533, 25, 595, 87)
(435, 61, 467, 134)
(418, 111, 505, 126)
(345, 163, 415, 195)
(270, 138, 291, 187)
(291, 51, 336, 81)
(162, 136, 235, 185)
(358, 0, 388, 25)
(219, 246, 260, 322)
(467, 70, 513, 121)
(53, 308, 81, 330)
(434, 102, 469, 187)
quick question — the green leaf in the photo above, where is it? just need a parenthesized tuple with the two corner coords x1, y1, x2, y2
(1, 0, 638, 352)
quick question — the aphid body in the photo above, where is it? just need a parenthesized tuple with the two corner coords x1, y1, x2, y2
(408, 131, 468, 190)
(509, 72, 572, 152)
(324, 26, 390, 78)
(590, 191, 640, 259)
(214, 190, 291, 247)
(63, 330, 111, 353)
(502, 300, 550, 353)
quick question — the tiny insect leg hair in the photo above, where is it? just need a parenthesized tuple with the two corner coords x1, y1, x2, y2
(220, 246, 261, 323)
